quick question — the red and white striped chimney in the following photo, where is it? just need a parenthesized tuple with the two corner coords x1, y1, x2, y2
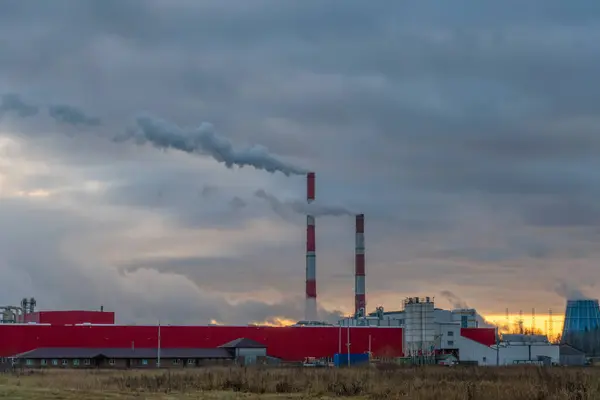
(355, 214, 366, 316)
(305, 172, 317, 321)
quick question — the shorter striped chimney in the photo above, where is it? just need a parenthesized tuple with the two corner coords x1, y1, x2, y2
(305, 172, 317, 321)
(355, 214, 366, 316)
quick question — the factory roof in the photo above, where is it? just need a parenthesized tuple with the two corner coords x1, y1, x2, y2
(219, 338, 266, 349)
(15, 347, 233, 359)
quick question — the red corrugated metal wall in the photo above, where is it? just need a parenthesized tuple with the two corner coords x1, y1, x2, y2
(0, 325, 403, 361)
(460, 328, 496, 347)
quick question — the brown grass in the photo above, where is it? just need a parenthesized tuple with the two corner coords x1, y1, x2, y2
(0, 366, 598, 399)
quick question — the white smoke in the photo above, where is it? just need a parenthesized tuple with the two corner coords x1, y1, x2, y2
(440, 290, 496, 328)
(255, 189, 354, 217)
(2, 93, 306, 177)
(115, 115, 307, 176)
(554, 280, 590, 300)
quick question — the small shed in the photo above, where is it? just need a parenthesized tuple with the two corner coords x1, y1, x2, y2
(219, 338, 267, 365)
(560, 344, 586, 366)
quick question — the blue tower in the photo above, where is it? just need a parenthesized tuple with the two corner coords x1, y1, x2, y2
(560, 299, 600, 342)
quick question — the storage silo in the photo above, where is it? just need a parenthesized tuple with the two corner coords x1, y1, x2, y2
(403, 297, 436, 357)
(560, 299, 600, 342)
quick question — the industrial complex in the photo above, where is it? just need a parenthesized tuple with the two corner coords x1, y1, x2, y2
(0, 173, 590, 368)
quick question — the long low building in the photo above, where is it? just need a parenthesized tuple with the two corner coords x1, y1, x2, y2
(0, 323, 404, 362)
(12, 338, 268, 368)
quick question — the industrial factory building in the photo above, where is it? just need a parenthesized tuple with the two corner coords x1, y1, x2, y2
(0, 296, 561, 367)
(0, 173, 566, 367)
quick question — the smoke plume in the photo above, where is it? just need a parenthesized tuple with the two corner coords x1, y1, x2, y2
(48, 104, 101, 126)
(440, 290, 470, 309)
(255, 189, 354, 217)
(440, 290, 496, 328)
(0, 93, 39, 118)
(555, 280, 590, 300)
(116, 115, 307, 176)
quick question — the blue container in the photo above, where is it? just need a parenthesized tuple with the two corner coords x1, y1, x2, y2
(333, 353, 369, 367)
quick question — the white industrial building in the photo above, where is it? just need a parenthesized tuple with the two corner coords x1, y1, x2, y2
(339, 296, 560, 365)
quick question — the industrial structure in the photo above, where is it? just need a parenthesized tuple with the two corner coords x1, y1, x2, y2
(561, 299, 600, 340)
(354, 214, 366, 316)
(1, 298, 36, 324)
(0, 172, 566, 367)
(305, 172, 316, 321)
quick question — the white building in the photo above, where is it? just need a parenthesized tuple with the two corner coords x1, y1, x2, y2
(339, 296, 560, 365)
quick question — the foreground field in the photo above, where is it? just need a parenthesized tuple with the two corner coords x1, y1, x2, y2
(0, 366, 595, 399)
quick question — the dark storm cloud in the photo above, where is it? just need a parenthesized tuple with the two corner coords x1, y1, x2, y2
(0, 93, 39, 118)
(2, 0, 600, 319)
(48, 104, 101, 126)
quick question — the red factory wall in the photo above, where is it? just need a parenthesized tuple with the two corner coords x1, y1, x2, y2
(461, 327, 496, 347)
(0, 325, 403, 362)
(23, 311, 115, 325)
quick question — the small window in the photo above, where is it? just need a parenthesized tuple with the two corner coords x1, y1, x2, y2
(172, 359, 180, 365)
(73, 359, 79, 366)
(52, 359, 58, 366)
(447, 331, 454, 336)
(447, 340, 454, 346)
(187, 359, 195, 365)
(41, 359, 47, 366)
(109, 358, 115, 366)
(84, 359, 91, 366)
(142, 359, 148, 365)
(26, 359, 33, 366)
(62, 359, 68, 366)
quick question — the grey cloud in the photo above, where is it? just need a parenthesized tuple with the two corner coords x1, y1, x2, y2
(48, 104, 101, 126)
(229, 196, 247, 210)
(0, 93, 39, 118)
(201, 185, 218, 197)
(0, 199, 339, 325)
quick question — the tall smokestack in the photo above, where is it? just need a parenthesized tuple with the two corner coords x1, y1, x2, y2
(355, 214, 366, 316)
(306, 172, 317, 321)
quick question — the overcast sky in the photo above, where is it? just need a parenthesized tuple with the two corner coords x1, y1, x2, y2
(2, 0, 600, 325)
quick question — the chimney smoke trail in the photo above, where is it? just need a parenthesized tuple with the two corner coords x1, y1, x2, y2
(117, 115, 307, 176)
(254, 189, 353, 217)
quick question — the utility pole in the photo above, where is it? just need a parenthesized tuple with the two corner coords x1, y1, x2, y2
(347, 318, 351, 366)
(495, 325, 500, 366)
(157, 320, 161, 368)
(338, 321, 342, 354)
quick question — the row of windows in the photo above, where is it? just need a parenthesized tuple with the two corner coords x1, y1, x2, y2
(24, 358, 199, 366)
(29, 359, 92, 366)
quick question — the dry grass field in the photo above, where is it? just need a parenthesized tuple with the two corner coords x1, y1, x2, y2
(0, 365, 596, 399)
